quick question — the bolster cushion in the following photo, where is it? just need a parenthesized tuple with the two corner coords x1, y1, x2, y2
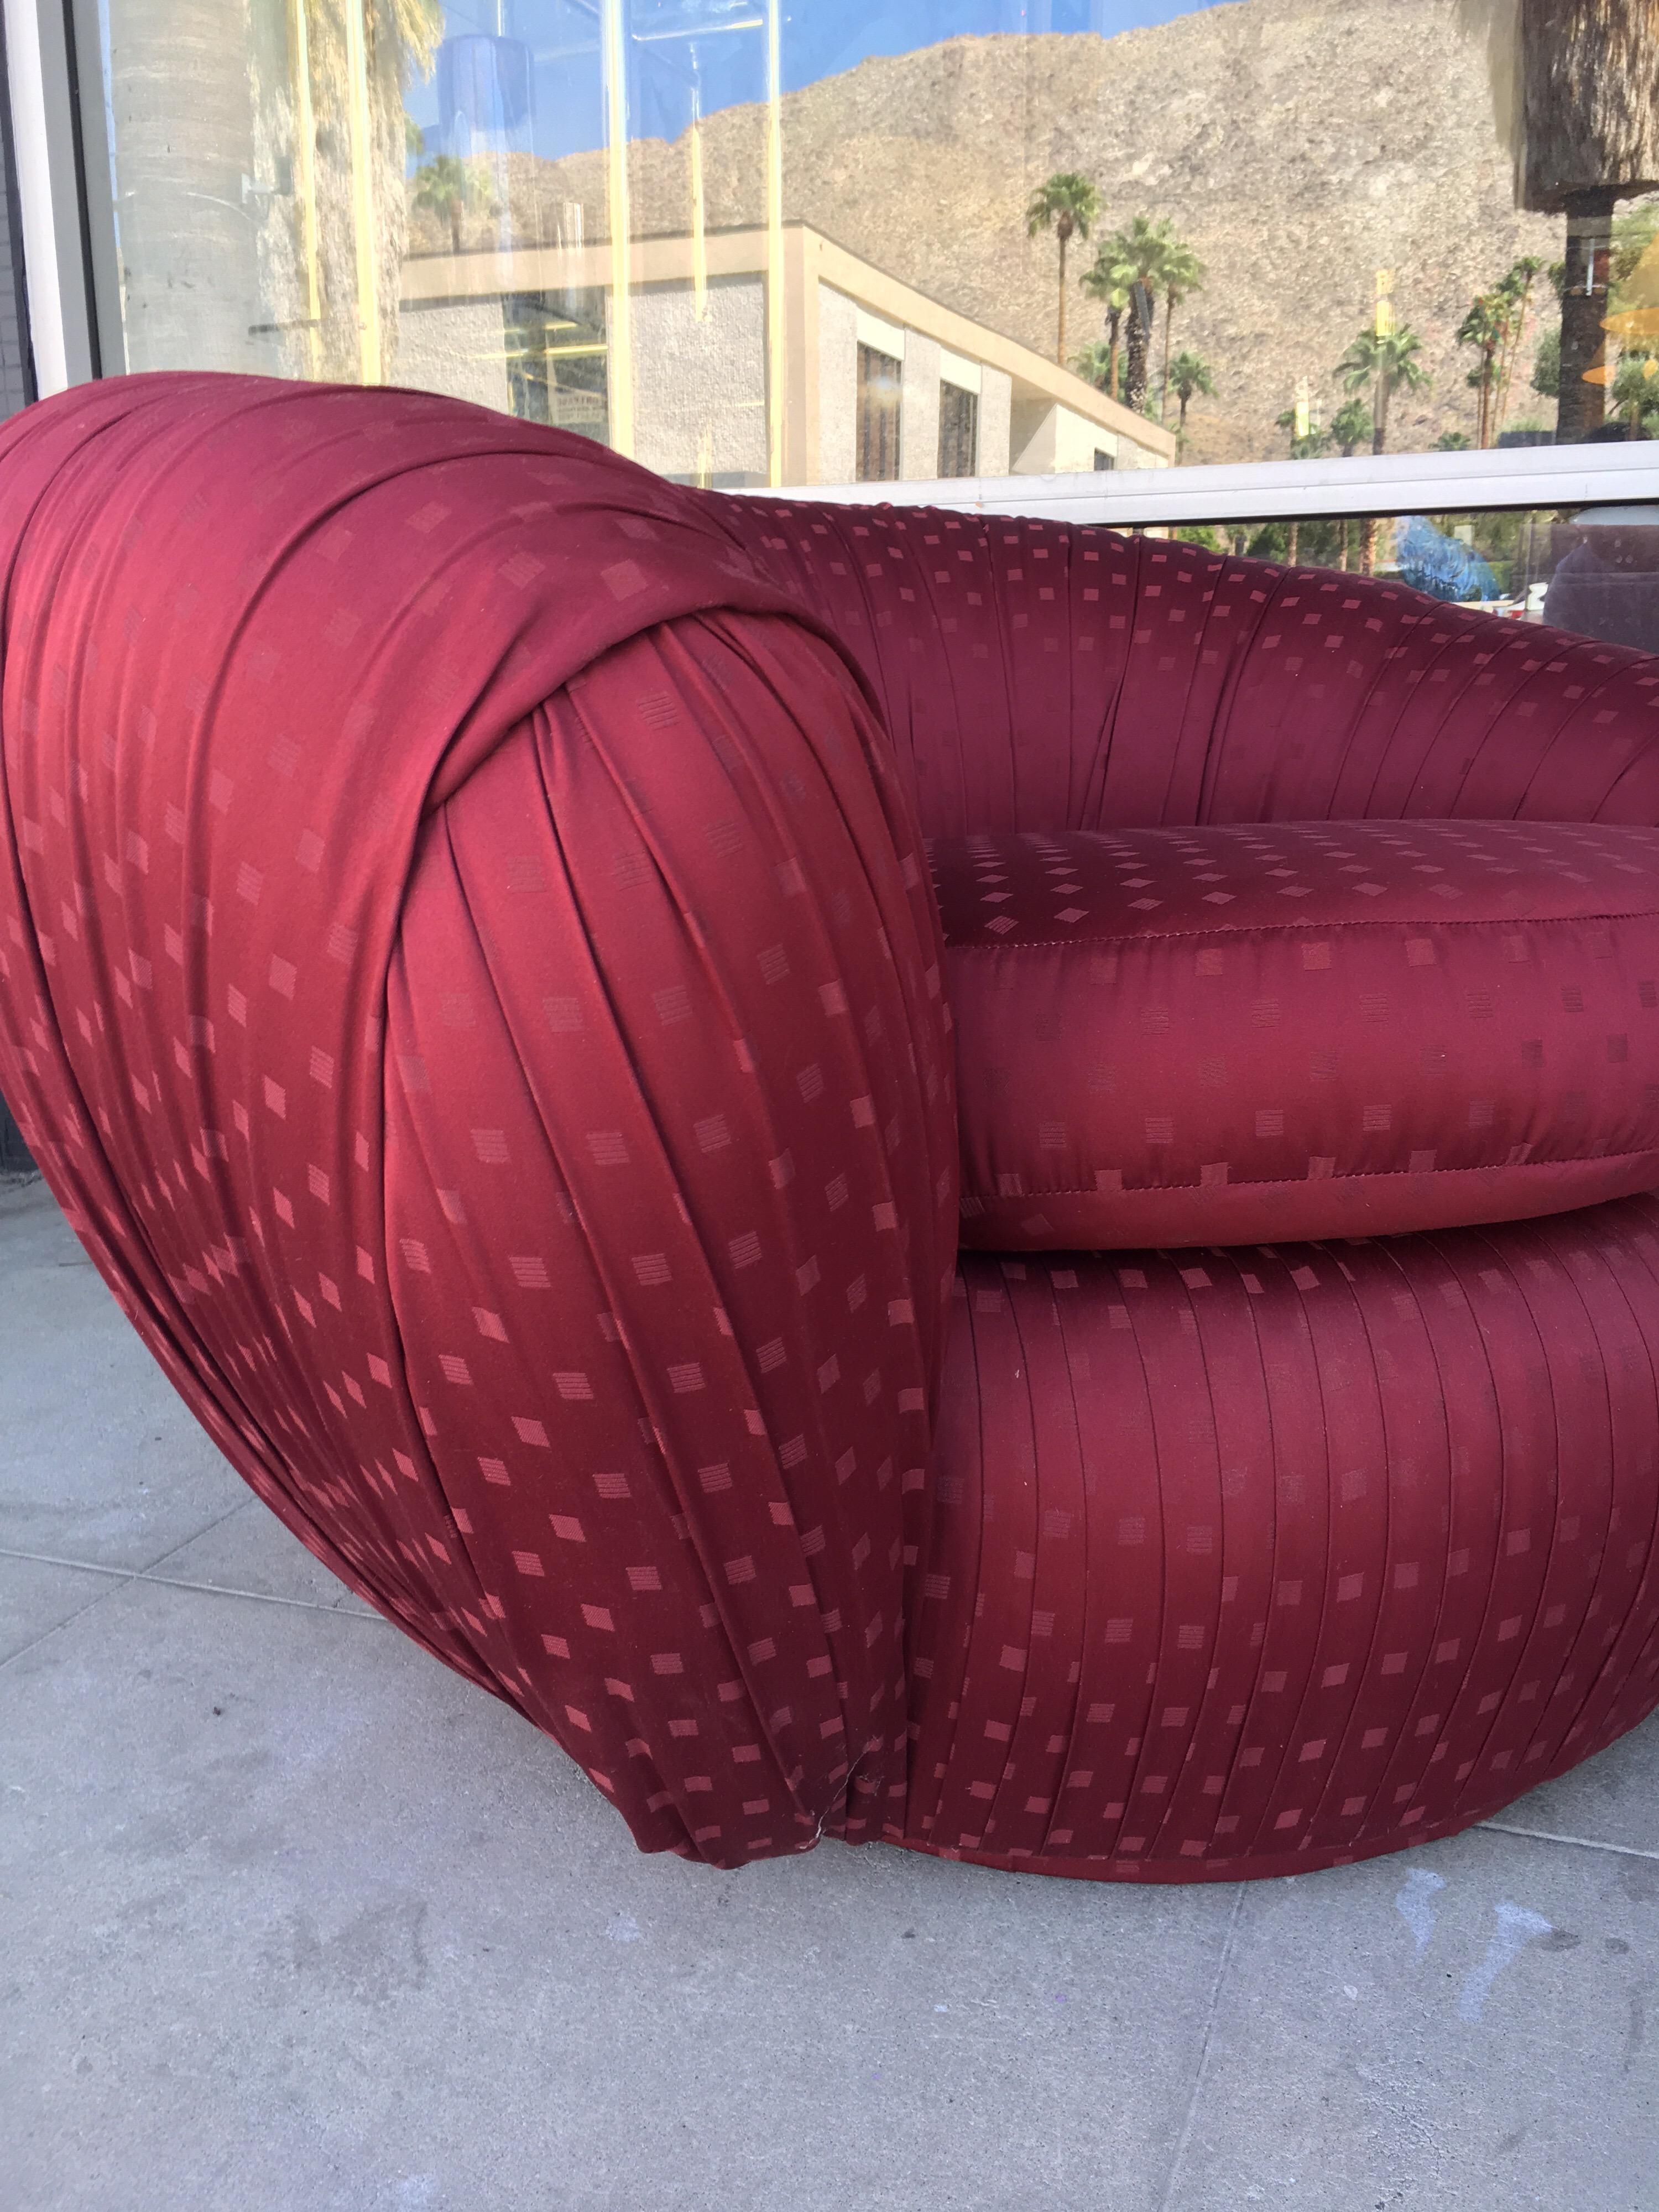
(937, 817, 1659, 1249)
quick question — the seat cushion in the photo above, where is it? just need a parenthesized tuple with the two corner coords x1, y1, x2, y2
(935, 818, 1659, 1249)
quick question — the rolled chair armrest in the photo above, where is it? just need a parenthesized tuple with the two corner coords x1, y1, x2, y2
(0, 374, 957, 1866)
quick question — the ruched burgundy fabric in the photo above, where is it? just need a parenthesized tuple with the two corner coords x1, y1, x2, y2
(2, 371, 1658, 1886)
(708, 496, 1659, 838)
(910, 1206, 1659, 1879)
(936, 817, 1659, 1249)
(0, 374, 957, 1868)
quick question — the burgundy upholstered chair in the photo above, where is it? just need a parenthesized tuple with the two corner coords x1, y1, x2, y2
(4, 372, 1658, 1884)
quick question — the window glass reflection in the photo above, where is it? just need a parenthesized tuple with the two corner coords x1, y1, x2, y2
(1164, 502, 1659, 656)
(84, 2, 1659, 482)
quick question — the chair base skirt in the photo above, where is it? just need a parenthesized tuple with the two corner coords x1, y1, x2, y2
(895, 1201, 1659, 1881)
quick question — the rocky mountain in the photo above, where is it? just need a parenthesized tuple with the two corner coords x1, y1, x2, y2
(415, 0, 1567, 467)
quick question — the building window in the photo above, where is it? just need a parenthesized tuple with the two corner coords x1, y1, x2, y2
(938, 381, 979, 477)
(857, 344, 902, 481)
(1094, 449, 1114, 471)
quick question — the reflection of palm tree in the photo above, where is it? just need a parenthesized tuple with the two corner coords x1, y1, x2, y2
(1072, 340, 1117, 392)
(1275, 404, 1330, 460)
(1335, 330, 1426, 575)
(1156, 235, 1204, 424)
(117, 0, 438, 385)
(1502, 1, 1659, 440)
(1329, 396, 1372, 454)
(1323, 395, 1373, 573)
(296, 0, 441, 382)
(1026, 173, 1102, 367)
(413, 155, 497, 255)
(1493, 255, 1545, 436)
(1331, 397, 1372, 574)
(1611, 349, 1659, 433)
(1104, 215, 1176, 413)
(1274, 405, 1328, 566)
(1166, 349, 1214, 456)
(1082, 243, 1134, 400)
(1458, 291, 1508, 445)
(1335, 324, 1431, 453)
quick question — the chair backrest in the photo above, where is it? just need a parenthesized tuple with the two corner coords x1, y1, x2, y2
(707, 495, 1659, 836)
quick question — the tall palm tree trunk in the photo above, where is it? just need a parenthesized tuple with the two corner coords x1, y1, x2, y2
(1507, 3, 1659, 444)
(1124, 285, 1151, 410)
(1494, 273, 1535, 439)
(104, 0, 269, 373)
(1057, 236, 1069, 367)
(1160, 294, 1174, 422)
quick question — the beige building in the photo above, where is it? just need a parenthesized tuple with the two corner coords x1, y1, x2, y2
(397, 220, 1175, 488)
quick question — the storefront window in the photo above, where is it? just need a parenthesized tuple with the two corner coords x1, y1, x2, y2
(1162, 501, 1659, 655)
(77, 2, 1659, 486)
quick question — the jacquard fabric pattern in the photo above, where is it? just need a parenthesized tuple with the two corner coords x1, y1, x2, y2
(3, 372, 1658, 1885)
(935, 818, 1659, 1248)
(710, 496, 1659, 838)
(905, 1207, 1659, 1880)
(0, 374, 957, 1869)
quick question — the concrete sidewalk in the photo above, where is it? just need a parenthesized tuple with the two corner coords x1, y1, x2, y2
(3, 1170, 1656, 2212)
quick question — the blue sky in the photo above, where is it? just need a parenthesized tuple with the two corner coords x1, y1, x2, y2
(775, 3, 1213, 87)
(415, 1, 1220, 160)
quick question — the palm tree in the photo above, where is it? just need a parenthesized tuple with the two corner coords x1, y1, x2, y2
(1457, 290, 1509, 445)
(1335, 324, 1431, 453)
(413, 155, 497, 257)
(1026, 173, 1102, 367)
(1166, 350, 1214, 456)
(1335, 326, 1428, 573)
(1493, 255, 1546, 436)
(1321, 395, 1373, 574)
(1275, 404, 1331, 460)
(1156, 234, 1206, 424)
(1496, 1, 1659, 440)
(1611, 349, 1659, 432)
(1329, 396, 1373, 455)
(1081, 249, 1134, 401)
(1105, 215, 1177, 413)
(1072, 340, 1117, 393)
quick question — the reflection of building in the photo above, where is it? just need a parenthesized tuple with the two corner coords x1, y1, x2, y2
(397, 220, 1175, 486)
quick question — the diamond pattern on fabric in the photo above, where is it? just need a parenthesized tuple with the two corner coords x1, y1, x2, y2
(4, 373, 1659, 1886)
(932, 819, 1659, 1248)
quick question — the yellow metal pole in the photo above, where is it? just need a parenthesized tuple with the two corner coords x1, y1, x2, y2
(344, 0, 382, 384)
(602, 0, 635, 457)
(765, 0, 784, 486)
(289, 0, 322, 378)
(689, 86, 707, 323)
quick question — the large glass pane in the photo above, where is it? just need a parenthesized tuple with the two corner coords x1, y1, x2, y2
(1162, 500, 1659, 655)
(81, 2, 1659, 483)
(0, 11, 32, 421)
